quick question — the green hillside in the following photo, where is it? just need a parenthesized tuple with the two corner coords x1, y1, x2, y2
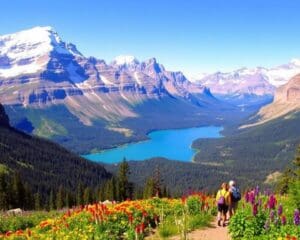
(0, 103, 111, 207)
(192, 111, 300, 185)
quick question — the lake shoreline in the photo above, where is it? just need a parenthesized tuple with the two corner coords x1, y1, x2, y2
(83, 125, 223, 164)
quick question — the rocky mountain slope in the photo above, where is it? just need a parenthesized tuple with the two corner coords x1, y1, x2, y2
(0, 26, 236, 153)
(250, 74, 300, 125)
(0, 26, 215, 126)
(197, 59, 300, 96)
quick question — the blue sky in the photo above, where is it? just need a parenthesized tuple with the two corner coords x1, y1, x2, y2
(1, 0, 300, 76)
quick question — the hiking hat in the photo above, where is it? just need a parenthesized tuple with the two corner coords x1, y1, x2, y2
(229, 180, 235, 186)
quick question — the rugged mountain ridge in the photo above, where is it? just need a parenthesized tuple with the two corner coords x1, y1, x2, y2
(0, 26, 215, 126)
(0, 26, 234, 153)
(197, 59, 300, 96)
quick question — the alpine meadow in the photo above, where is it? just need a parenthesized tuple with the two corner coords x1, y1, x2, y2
(0, 1, 300, 239)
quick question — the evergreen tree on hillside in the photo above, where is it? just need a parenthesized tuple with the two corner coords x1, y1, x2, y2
(293, 146, 300, 178)
(10, 172, 25, 209)
(23, 183, 33, 210)
(83, 187, 92, 204)
(103, 178, 117, 201)
(56, 185, 64, 209)
(143, 177, 155, 198)
(0, 172, 8, 210)
(153, 166, 162, 197)
(278, 145, 300, 208)
(118, 158, 130, 201)
(34, 192, 41, 210)
(76, 182, 84, 206)
(49, 189, 55, 210)
(289, 146, 300, 208)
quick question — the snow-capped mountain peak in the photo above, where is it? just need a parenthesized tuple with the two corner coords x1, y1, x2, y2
(113, 55, 139, 66)
(0, 26, 82, 78)
(197, 58, 300, 96)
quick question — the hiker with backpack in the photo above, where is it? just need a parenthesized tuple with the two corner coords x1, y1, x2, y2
(228, 180, 241, 218)
(216, 182, 231, 227)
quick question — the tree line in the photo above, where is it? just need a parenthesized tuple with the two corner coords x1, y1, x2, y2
(0, 159, 169, 211)
(277, 145, 300, 208)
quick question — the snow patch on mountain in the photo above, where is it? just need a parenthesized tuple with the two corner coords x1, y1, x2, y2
(0, 26, 81, 78)
(113, 55, 139, 66)
(197, 59, 300, 96)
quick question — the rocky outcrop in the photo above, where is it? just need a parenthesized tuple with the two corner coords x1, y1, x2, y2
(243, 74, 300, 127)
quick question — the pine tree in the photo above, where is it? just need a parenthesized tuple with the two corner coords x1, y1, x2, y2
(23, 183, 33, 210)
(49, 189, 55, 210)
(162, 185, 168, 198)
(0, 172, 8, 210)
(34, 192, 41, 210)
(289, 146, 300, 208)
(83, 187, 92, 204)
(143, 177, 155, 198)
(111, 177, 117, 201)
(65, 191, 70, 208)
(293, 146, 300, 178)
(56, 185, 64, 210)
(76, 182, 84, 206)
(11, 172, 25, 208)
(153, 166, 162, 197)
(118, 159, 130, 201)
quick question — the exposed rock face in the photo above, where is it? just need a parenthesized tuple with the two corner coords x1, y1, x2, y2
(0, 103, 9, 127)
(275, 74, 300, 102)
(243, 74, 300, 127)
(0, 27, 215, 125)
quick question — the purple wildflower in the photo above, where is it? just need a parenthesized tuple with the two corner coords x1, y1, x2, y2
(294, 209, 300, 226)
(267, 195, 277, 209)
(277, 204, 283, 216)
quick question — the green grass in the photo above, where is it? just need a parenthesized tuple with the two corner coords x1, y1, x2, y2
(188, 213, 212, 230)
(0, 211, 62, 233)
(34, 117, 68, 138)
(158, 218, 179, 238)
(157, 213, 212, 238)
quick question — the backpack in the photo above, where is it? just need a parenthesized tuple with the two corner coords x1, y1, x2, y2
(232, 187, 241, 202)
(217, 191, 225, 205)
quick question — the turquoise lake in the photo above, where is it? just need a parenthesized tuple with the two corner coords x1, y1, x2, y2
(83, 126, 223, 164)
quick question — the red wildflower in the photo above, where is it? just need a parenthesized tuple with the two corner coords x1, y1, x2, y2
(15, 230, 23, 235)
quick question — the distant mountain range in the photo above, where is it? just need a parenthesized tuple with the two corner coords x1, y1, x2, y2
(196, 59, 300, 96)
(0, 26, 216, 125)
(1, 26, 232, 153)
(1, 26, 299, 153)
